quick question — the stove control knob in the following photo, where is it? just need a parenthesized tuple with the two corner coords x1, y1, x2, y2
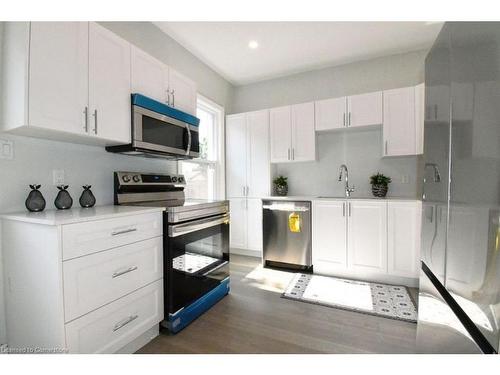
(122, 175, 131, 183)
(171, 177, 178, 183)
(132, 175, 141, 183)
(178, 177, 184, 183)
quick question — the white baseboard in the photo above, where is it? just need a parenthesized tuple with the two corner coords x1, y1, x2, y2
(230, 248, 262, 258)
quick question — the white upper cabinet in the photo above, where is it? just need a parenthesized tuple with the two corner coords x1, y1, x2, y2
(246, 110, 271, 197)
(269, 106, 292, 163)
(226, 114, 248, 198)
(226, 110, 270, 199)
(414, 83, 425, 154)
(291, 102, 316, 162)
(270, 103, 315, 163)
(387, 201, 421, 278)
(28, 22, 89, 135)
(315, 97, 346, 131)
(1, 22, 199, 146)
(347, 91, 383, 128)
(88, 23, 131, 144)
(168, 68, 197, 115)
(383, 86, 416, 156)
(131, 45, 169, 103)
(347, 200, 387, 274)
(312, 200, 348, 273)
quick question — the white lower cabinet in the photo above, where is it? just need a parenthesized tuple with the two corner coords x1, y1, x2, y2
(387, 201, 422, 278)
(229, 198, 263, 254)
(1, 208, 164, 353)
(312, 201, 347, 273)
(65, 280, 163, 354)
(347, 200, 388, 274)
(312, 199, 421, 285)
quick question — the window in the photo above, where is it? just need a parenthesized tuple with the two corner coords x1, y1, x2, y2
(179, 95, 225, 200)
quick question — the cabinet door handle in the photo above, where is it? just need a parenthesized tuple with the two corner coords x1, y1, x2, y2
(171, 89, 175, 107)
(112, 266, 138, 279)
(348, 202, 352, 216)
(348, 112, 351, 127)
(342, 202, 345, 217)
(343, 113, 346, 127)
(113, 314, 139, 332)
(83, 107, 88, 132)
(385, 140, 388, 155)
(92, 109, 98, 135)
(166, 90, 170, 105)
(111, 228, 137, 236)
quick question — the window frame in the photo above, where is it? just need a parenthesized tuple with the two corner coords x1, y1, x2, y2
(178, 94, 225, 200)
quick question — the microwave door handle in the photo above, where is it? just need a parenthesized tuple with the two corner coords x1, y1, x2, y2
(185, 124, 192, 156)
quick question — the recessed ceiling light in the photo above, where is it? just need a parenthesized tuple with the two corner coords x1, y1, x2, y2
(248, 40, 259, 49)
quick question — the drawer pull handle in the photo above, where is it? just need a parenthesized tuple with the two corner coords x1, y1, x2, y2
(112, 266, 138, 278)
(113, 314, 138, 332)
(111, 228, 137, 236)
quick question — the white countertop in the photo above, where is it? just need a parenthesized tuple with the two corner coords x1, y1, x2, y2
(1, 205, 165, 226)
(260, 195, 420, 202)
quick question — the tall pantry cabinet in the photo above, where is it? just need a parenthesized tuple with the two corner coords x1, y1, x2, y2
(226, 110, 271, 255)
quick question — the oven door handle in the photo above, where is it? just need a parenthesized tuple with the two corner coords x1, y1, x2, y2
(168, 214, 229, 237)
(202, 260, 229, 276)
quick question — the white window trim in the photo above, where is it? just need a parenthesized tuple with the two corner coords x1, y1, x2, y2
(178, 94, 225, 200)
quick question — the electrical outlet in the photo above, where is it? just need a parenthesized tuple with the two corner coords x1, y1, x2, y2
(401, 175, 410, 184)
(53, 169, 65, 186)
(0, 138, 14, 160)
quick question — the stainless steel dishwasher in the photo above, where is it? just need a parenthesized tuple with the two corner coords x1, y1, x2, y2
(262, 200, 312, 270)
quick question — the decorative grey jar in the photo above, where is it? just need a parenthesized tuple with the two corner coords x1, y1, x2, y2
(275, 184, 288, 197)
(79, 185, 96, 208)
(54, 185, 73, 209)
(25, 184, 46, 212)
(371, 184, 388, 198)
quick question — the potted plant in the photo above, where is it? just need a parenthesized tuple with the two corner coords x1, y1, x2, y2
(370, 173, 392, 198)
(273, 175, 288, 196)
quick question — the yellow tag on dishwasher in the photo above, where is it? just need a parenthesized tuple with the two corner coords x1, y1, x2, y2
(288, 212, 301, 233)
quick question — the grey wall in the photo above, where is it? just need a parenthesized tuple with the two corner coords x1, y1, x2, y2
(0, 21, 234, 345)
(229, 50, 428, 199)
(230, 49, 427, 114)
(276, 128, 423, 198)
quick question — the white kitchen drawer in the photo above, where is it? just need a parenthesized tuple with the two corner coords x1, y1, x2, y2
(65, 279, 163, 354)
(63, 237, 163, 322)
(62, 212, 162, 260)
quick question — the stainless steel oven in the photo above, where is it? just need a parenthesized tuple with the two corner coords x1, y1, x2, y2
(106, 94, 200, 159)
(114, 171, 230, 334)
(166, 212, 230, 331)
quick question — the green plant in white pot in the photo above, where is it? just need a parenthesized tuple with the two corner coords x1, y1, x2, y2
(370, 173, 392, 198)
(273, 175, 288, 196)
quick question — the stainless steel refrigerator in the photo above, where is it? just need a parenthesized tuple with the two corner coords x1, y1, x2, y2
(417, 22, 500, 354)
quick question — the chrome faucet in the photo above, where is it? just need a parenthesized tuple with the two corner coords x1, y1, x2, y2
(424, 163, 442, 183)
(338, 164, 355, 197)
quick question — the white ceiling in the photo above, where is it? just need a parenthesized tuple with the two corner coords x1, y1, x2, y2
(155, 22, 443, 86)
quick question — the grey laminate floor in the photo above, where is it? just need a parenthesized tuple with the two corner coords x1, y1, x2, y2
(137, 254, 418, 354)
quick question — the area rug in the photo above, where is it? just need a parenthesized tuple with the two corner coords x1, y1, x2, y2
(282, 273, 417, 323)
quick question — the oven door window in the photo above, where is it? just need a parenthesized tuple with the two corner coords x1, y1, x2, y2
(166, 217, 229, 313)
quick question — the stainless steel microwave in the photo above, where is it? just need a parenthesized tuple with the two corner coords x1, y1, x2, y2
(106, 94, 200, 159)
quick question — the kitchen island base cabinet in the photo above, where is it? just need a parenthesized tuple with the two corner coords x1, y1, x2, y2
(312, 199, 421, 287)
